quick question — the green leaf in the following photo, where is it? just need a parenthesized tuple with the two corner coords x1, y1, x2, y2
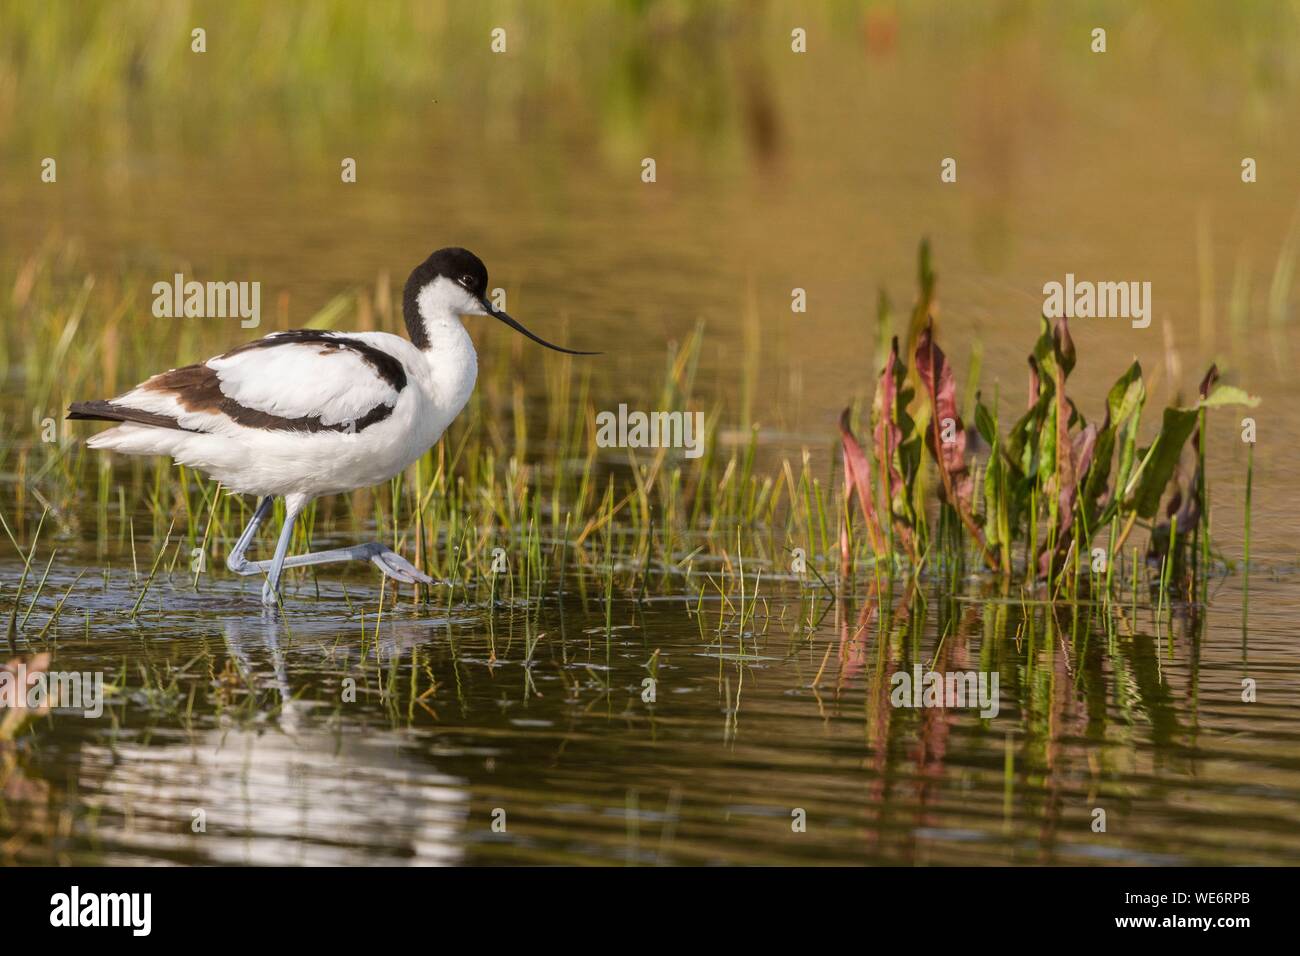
(1199, 384, 1260, 409)
(975, 400, 997, 447)
(1129, 406, 1199, 519)
(1106, 361, 1145, 427)
(1031, 317, 1057, 384)
(1006, 383, 1053, 480)
(1082, 425, 1116, 526)
(983, 447, 1006, 547)
(978, 399, 1013, 566)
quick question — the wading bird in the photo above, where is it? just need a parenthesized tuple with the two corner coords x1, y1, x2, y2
(69, 248, 595, 607)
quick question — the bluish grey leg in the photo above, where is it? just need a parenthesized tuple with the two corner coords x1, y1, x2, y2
(249, 541, 433, 585)
(226, 496, 274, 574)
(261, 496, 306, 606)
(225, 493, 434, 602)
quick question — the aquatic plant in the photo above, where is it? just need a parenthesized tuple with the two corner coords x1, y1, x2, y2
(840, 243, 1260, 592)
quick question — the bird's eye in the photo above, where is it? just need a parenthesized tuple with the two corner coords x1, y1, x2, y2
(459, 274, 475, 289)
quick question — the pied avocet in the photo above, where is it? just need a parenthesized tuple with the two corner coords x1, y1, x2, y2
(69, 247, 595, 606)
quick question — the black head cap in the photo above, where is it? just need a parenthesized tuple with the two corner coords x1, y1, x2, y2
(403, 247, 488, 346)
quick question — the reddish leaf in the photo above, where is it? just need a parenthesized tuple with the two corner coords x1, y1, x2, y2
(915, 321, 994, 567)
(839, 408, 886, 559)
(1053, 315, 1076, 377)
(915, 324, 973, 513)
(872, 337, 916, 557)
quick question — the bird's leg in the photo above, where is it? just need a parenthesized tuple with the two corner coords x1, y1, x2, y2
(226, 496, 274, 574)
(260, 495, 308, 606)
(246, 541, 434, 587)
(225, 495, 433, 601)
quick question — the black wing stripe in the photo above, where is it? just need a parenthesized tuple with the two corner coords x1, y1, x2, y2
(222, 330, 408, 391)
(218, 395, 396, 433)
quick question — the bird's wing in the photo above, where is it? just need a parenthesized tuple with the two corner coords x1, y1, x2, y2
(102, 330, 409, 434)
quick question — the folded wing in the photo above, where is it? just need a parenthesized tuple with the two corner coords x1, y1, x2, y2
(69, 330, 408, 434)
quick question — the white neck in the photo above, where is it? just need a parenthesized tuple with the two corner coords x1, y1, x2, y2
(416, 278, 479, 419)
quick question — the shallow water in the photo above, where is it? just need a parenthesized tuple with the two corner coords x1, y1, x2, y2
(3, 3, 1300, 866)
(4, 555, 1299, 865)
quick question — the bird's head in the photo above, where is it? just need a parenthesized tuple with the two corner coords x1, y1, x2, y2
(403, 247, 596, 355)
